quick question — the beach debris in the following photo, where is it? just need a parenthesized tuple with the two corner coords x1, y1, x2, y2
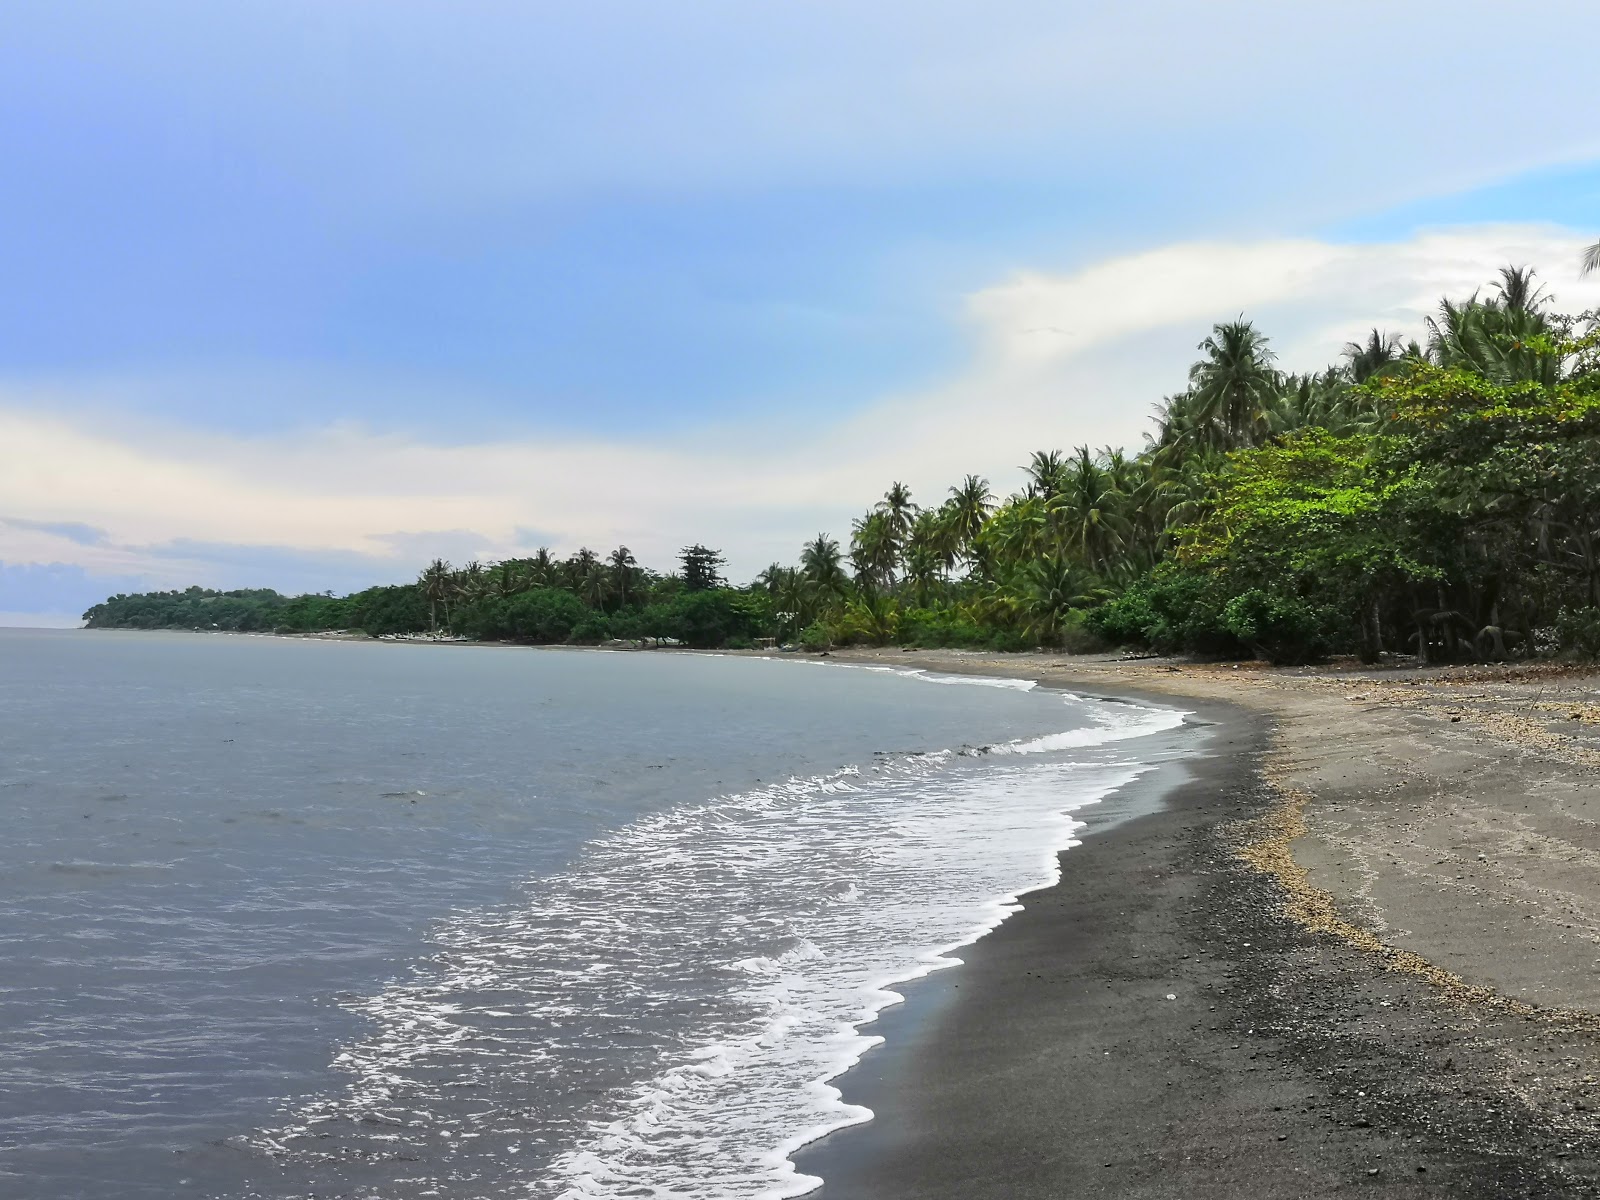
(1165, 993, 1177, 1001)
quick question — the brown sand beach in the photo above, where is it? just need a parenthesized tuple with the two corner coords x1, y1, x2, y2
(788, 649, 1600, 1198)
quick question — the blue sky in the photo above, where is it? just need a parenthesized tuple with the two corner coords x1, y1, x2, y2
(3, 2, 1599, 622)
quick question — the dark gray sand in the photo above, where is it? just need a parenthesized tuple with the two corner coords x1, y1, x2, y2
(797, 682, 1600, 1199)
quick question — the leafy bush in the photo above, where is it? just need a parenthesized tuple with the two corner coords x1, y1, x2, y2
(1086, 587, 1158, 647)
(798, 620, 835, 651)
(566, 614, 613, 644)
(349, 585, 427, 635)
(897, 606, 987, 648)
(1085, 571, 1243, 657)
(1220, 588, 1333, 665)
(1054, 609, 1108, 655)
(454, 588, 590, 643)
(833, 594, 900, 645)
(619, 589, 770, 648)
(1557, 607, 1600, 659)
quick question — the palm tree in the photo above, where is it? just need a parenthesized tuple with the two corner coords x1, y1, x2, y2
(768, 566, 809, 632)
(456, 560, 487, 604)
(419, 559, 452, 633)
(754, 562, 787, 596)
(490, 560, 527, 598)
(1585, 240, 1600, 277)
(850, 509, 900, 590)
(1014, 556, 1111, 645)
(876, 482, 918, 552)
(563, 548, 600, 590)
(1426, 285, 1560, 387)
(946, 475, 994, 569)
(1022, 450, 1070, 500)
(1187, 320, 1279, 451)
(801, 534, 848, 599)
(607, 546, 638, 607)
(528, 547, 556, 587)
(902, 514, 945, 608)
(1342, 329, 1405, 385)
(1050, 447, 1130, 574)
(1492, 265, 1548, 313)
(579, 563, 609, 609)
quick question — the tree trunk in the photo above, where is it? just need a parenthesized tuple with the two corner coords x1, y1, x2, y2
(1359, 595, 1381, 664)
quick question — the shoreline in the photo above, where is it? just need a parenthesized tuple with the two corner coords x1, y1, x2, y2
(53, 630, 1600, 1190)
(789, 648, 1600, 1197)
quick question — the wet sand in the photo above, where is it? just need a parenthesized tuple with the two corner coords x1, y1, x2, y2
(793, 650, 1600, 1198)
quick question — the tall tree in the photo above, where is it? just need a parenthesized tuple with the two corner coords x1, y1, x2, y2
(851, 509, 900, 590)
(1022, 450, 1070, 500)
(801, 534, 848, 599)
(679, 544, 726, 591)
(876, 481, 918, 549)
(1187, 319, 1280, 451)
(419, 559, 452, 633)
(1342, 329, 1405, 385)
(947, 474, 995, 569)
(607, 546, 638, 607)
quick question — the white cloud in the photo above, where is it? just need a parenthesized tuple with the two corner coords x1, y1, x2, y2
(5, 223, 1600, 600)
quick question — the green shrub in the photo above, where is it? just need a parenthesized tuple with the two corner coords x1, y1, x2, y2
(454, 588, 589, 642)
(1085, 571, 1243, 657)
(898, 606, 987, 648)
(1220, 588, 1333, 665)
(1054, 608, 1108, 655)
(566, 614, 613, 644)
(798, 620, 835, 651)
(1557, 607, 1600, 659)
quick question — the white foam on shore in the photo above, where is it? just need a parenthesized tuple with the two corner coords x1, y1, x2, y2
(741, 653, 1042, 692)
(246, 691, 1189, 1199)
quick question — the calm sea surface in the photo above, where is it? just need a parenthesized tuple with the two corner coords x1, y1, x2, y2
(0, 629, 1187, 1199)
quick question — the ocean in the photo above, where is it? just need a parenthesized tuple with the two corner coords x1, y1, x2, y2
(0, 629, 1188, 1199)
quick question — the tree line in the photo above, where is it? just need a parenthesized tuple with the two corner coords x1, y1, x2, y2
(81, 544, 772, 649)
(85, 262, 1600, 663)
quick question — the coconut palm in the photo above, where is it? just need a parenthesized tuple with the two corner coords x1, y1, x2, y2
(946, 475, 994, 569)
(1187, 320, 1280, 451)
(1426, 288, 1560, 387)
(419, 558, 453, 633)
(1049, 447, 1130, 574)
(801, 534, 848, 599)
(850, 509, 899, 590)
(607, 546, 638, 607)
(876, 482, 918, 551)
(1014, 556, 1111, 645)
(1342, 329, 1405, 385)
(455, 561, 487, 604)
(579, 563, 609, 609)
(1022, 450, 1070, 500)
(1492, 265, 1549, 313)
(527, 547, 556, 586)
(490, 560, 526, 599)
(981, 495, 1051, 568)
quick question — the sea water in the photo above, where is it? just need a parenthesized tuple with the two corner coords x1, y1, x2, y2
(0, 630, 1186, 1199)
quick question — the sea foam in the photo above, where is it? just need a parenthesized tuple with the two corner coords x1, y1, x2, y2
(245, 682, 1186, 1199)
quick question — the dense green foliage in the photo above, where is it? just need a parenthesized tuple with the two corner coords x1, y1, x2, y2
(87, 265, 1600, 663)
(84, 546, 774, 649)
(773, 266, 1600, 663)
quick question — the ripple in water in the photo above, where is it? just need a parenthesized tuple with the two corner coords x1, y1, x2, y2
(239, 697, 1183, 1199)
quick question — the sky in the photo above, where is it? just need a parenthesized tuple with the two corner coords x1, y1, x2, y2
(3, 1, 1600, 625)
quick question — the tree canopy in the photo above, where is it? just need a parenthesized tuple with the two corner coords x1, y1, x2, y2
(87, 264, 1600, 664)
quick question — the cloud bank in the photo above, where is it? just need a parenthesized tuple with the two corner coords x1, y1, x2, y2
(5, 223, 1599, 624)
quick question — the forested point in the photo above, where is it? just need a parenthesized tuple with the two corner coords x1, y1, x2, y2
(85, 265, 1600, 664)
